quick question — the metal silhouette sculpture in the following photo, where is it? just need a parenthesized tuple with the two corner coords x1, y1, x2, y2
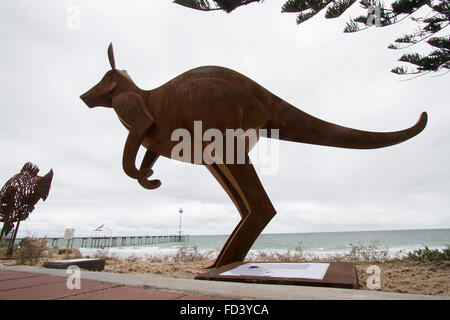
(0, 163, 53, 253)
(80, 43, 427, 268)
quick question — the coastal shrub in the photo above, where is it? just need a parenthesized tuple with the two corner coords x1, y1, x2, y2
(94, 247, 110, 259)
(93, 248, 120, 261)
(58, 248, 82, 259)
(250, 242, 392, 263)
(141, 247, 214, 263)
(172, 246, 213, 262)
(125, 254, 142, 262)
(338, 244, 390, 263)
(0, 247, 8, 259)
(400, 246, 450, 262)
(15, 237, 49, 265)
(145, 253, 170, 263)
(251, 242, 311, 262)
(251, 250, 308, 262)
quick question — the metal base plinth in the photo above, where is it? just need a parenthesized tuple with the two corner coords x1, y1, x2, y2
(195, 262, 359, 289)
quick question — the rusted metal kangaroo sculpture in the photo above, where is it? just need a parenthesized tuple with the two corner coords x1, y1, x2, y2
(80, 43, 427, 268)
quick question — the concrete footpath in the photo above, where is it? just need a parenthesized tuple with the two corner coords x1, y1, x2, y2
(0, 264, 448, 300)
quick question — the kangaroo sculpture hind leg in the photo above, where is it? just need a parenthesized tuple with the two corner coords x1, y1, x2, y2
(80, 43, 427, 269)
(207, 155, 276, 268)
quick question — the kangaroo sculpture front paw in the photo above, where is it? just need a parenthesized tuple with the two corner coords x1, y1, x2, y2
(137, 151, 161, 189)
(138, 178, 161, 190)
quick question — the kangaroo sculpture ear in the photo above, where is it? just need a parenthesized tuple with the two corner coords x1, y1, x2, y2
(108, 42, 116, 70)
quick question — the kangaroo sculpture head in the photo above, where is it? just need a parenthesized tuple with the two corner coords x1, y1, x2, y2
(80, 43, 138, 108)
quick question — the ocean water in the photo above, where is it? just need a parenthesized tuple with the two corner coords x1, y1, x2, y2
(76, 228, 450, 260)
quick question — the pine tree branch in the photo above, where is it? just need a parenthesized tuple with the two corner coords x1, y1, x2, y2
(430, 68, 450, 76)
(397, 70, 432, 81)
(173, 0, 261, 13)
(173, 0, 217, 11)
(326, 0, 357, 19)
(391, 23, 449, 49)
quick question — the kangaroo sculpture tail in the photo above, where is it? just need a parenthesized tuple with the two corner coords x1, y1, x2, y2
(267, 100, 427, 149)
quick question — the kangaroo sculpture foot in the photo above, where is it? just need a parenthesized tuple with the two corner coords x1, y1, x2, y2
(80, 43, 427, 268)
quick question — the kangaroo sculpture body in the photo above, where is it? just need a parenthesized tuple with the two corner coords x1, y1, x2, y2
(80, 43, 427, 268)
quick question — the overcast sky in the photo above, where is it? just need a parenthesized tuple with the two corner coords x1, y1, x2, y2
(0, 0, 449, 238)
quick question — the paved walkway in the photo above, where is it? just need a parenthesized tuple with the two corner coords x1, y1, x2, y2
(0, 269, 221, 300)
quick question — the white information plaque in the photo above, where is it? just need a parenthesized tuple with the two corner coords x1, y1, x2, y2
(64, 228, 75, 240)
(219, 263, 330, 280)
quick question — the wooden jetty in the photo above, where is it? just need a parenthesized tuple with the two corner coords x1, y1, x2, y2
(14, 234, 188, 249)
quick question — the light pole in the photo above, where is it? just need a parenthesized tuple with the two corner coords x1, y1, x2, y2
(178, 207, 183, 239)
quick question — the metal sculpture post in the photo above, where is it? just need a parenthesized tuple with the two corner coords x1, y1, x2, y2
(80, 43, 427, 268)
(178, 207, 183, 238)
(0, 163, 53, 254)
